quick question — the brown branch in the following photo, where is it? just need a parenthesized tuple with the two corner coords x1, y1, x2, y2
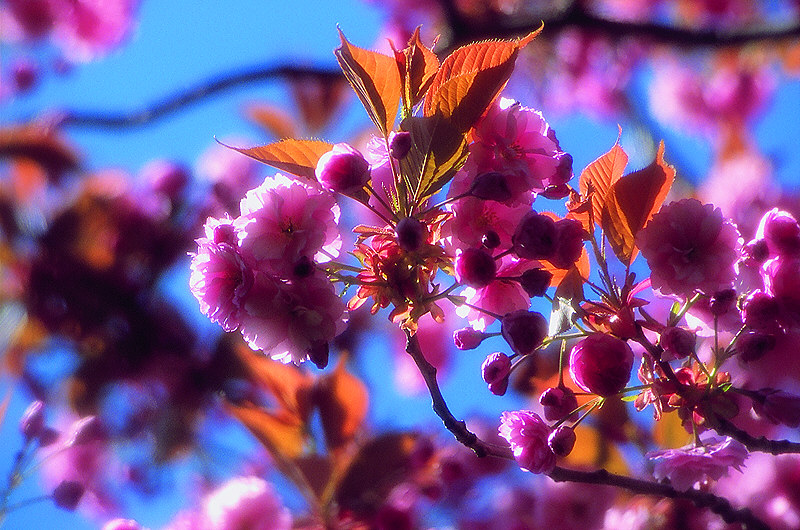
(714, 417, 800, 455)
(404, 330, 769, 530)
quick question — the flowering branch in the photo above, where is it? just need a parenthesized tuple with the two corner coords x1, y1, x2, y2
(405, 331, 770, 530)
(713, 417, 800, 455)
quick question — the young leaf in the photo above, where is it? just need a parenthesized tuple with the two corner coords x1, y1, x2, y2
(397, 27, 439, 114)
(335, 28, 401, 137)
(313, 357, 369, 453)
(601, 141, 676, 265)
(579, 132, 628, 228)
(223, 139, 333, 182)
(245, 103, 298, 139)
(226, 403, 306, 459)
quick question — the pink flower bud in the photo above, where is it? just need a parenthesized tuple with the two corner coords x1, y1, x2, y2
(142, 160, 190, 201)
(752, 389, 800, 428)
(569, 333, 634, 396)
(308, 340, 330, 369)
(659, 326, 696, 361)
(470, 172, 512, 202)
(102, 519, 142, 530)
(481, 230, 500, 249)
(315, 143, 371, 198)
(549, 218, 586, 270)
(734, 330, 776, 362)
(395, 217, 426, 252)
(501, 310, 548, 355)
(756, 208, 800, 257)
(12, 58, 39, 94)
(763, 257, 800, 321)
(52, 481, 84, 511)
(498, 410, 556, 474)
(740, 290, 781, 332)
(481, 352, 511, 396)
(539, 386, 579, 422)
(512, 212, 557, 260)
(709, 288, 736, 316)
(19, 400, 45, 441)
(548, 426, 576, 457)
(67, 416, 107, 446)
(741, 238, 769, 266)
(541, 183, 570, 200)
(389, 131, 412, 159)
(453, 327, 486, 350)
(519, 268, 552, 298)
(455, 248, 497, 288)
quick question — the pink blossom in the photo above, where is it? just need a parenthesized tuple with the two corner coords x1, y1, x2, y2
(569, 333, 634, 396)
(498, 410, 555, 474)
(102, 519, 142, 530)
(763, 257, 800, 325)
(51, 0, 138, 62)
(637, 198, 742, 297)
(456, 257, 535, 330)
(201, 476, 291, 530)
(238, 272, 347, 367)
(445, 193, 531, 254)
(470, 98, 571, 201)
(646, 436, 749, 491)
(236, 174, 341, 278)
(189, 216, 253, 332)
(756, 208, 800, 258)
(197, 140, 262, 213)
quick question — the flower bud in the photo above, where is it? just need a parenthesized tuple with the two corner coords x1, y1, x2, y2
(67, 416, 107, 447)
(734, 330, 776, 363)
(142, 160, 190, 201)
(569, 333, 634, 396)
(757, 208, 800, 257)
(12, 58, 38, 94)
(539, 386, 579, 422)
(481, 352, 511, 396)
(549, 218, 586, 270)
(752, 389, 800, 428)
(308, 340, 330, 369)
(292, 256, 315, 279)
(102, 519, 142, 530)
(481, 230, 501, 250)
(500, 310, 548, 355)
(709, 288, 736, 316)
(396, 217, 427, 252)
(512, 212, 557, 260)
(453, 327, 487, 350)
(740, 290, 781, 333)
(389, 131, 412, 159)
(659, 326, 696, 361)
(519, 268, 552, 297)
(52, 481, 84, 511)
(741, 238, 769, 266)
(315, 143, 371, 198)
(19, 400, 45, 441)
(470, 172, 512, 202)
(455, 248, 497, 288)
(547, 426, 576, 457)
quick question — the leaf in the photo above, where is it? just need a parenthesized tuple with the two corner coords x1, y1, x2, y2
(563, 424, 628, 475)
(313, 357, 369, 452)
(245, 103, 298, 139)
(652, 409, 692, 449)
(224, 139, 333, 181)
(423, 29, 541, 132)
(226, 402, 306, 459)
(399, 115, 469, 203)
(289, 75, 349, 134)
(601, 141, 675, 265)
(397, 27, 439, 114)
(335, 28, 402, 136)
(579, 132, 628, 228)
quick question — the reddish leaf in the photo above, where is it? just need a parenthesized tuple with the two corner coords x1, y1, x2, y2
(224, 139, 333, 181)
(294, 454, 335, 502)
(602, 141, 676, 265)
(0, 125, 80, 178)
(289, 75, 349, 134)
(313, 358, 369, 452)
(579, 132, 628, 227)
(335, 29, 402, 136)
(422, 28, 541, 132)
(397, 27, 439, 113)
(226, 402, 306, 459)
(245, 103, 298, 139)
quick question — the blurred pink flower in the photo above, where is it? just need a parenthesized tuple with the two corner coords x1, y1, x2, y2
(51, 0, 138, 62)
(236, 173, 341, 279)
(637, 198, 742, 297)
(498, 410, 555, 474)
(201, 476, 291, 530)
(646, 436, 749, 491)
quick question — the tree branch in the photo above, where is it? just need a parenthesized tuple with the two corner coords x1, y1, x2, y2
(404, 330, 769, 530)
(58, 64, 341, 130)
(714, 417, 800, 455)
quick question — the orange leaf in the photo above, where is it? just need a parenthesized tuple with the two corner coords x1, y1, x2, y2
(226, 402, 306, 459)
(335, 28, 402, 137)
(602, 141, 675, 265)
(563, 424, 628, 475)
(401, 28, 439, 111)
(224, 139, 333, 181)
(245, 103, 298, 139)
(422, 28, 541, 132)
(289, 75, 349, 134)
(313, 357, 369, 452)
(579, 132, 628, 228)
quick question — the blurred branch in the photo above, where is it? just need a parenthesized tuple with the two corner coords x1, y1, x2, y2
(714, 417, 800, 455)
(406, 330, 769, 530)
(58, 64, 341, 130)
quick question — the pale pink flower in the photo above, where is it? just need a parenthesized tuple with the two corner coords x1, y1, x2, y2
(469, 98, 571, 201)
(456, 257, 535, 330)
(51, 0, 138, 62)
(239, 272, 347, 366)
(200, 476, 291, 530)
(189, 217, 253, 332)
(236, 174, 341, 278)
(498, 410, 555, 474)
(646, 436, 749, 491)
(637, 198, 742, 297)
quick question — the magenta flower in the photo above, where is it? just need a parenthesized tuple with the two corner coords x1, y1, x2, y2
(646, 437, 749, 491)
(455, 248, 497, 288)
(763, 257, 800, 325)
(481, 352, 511, 396)
(569, 333, 633, 396)
(498, 410, 556, 474)
(236, 173, 341, 278)
(755, 208, 800, 258)
(51, 0, 139, 62)
(189, 216, 253, 332)
(315, 143, 371, 200)
(637, 198, 742, 297)
(201, 476, 291, 530)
